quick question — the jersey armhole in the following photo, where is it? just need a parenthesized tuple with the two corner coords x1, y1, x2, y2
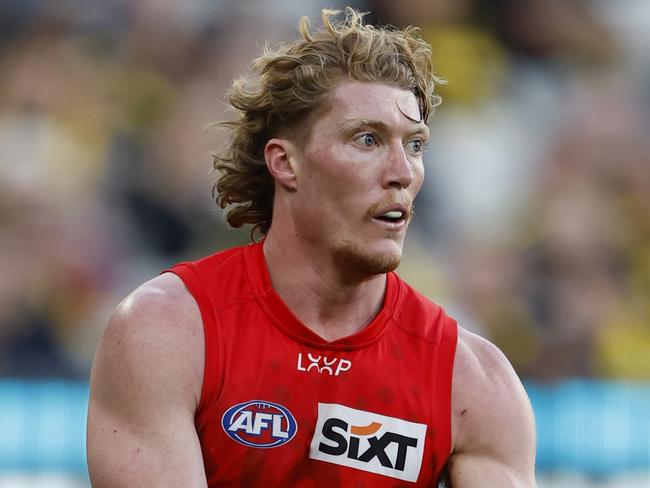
(165, 264, 222, 431)
(435, 314, 458, 470)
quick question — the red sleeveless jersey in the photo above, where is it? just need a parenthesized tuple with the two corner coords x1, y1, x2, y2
(167, 242, 458, 487)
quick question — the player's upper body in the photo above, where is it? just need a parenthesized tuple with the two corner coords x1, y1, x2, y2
(137, 239, 458, 487)
(87, 8, 537, 487)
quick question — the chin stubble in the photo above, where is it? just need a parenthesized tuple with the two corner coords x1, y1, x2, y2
(332, 240, 401, 283)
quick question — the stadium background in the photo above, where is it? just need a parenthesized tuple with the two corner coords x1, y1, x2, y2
(0, 0, 648, 486)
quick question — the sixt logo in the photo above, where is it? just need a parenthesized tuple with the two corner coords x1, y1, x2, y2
(309, 403, 427, 482)
(221, 400, 297, 448)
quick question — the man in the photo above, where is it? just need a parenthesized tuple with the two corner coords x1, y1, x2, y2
(87, 8, 536, 487)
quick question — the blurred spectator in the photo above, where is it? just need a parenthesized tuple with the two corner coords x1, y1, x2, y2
(0, 0, 648, 383)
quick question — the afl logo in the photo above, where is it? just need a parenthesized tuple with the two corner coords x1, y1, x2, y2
(221, 400, 298, 448)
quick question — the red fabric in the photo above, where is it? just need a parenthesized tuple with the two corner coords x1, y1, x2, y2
(167, 241, 458, 487)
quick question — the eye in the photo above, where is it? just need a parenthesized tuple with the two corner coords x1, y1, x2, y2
(406, 138, 425, 154)
(355, 133, 377, 147)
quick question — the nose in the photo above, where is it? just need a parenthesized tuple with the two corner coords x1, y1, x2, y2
(382, 143, 415, 189)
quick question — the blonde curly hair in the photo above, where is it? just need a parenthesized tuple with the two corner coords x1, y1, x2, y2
(214, 7, 442, 238)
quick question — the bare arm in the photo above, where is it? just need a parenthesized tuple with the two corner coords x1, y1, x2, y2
(87, 273, 208, 487)
(448, 328, 537, 487)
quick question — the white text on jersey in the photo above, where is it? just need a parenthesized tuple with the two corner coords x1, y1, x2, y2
(297, 353, 352, 376)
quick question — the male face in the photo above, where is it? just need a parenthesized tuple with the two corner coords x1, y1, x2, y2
(289, 80, 429, 282)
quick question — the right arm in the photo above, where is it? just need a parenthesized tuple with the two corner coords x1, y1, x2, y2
(87, 272, 208, 487)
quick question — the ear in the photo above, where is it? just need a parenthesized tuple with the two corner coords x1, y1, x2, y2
(264, 138, 299, 191)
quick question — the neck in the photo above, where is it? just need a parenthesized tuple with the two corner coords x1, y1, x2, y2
(263, 229, 387, 342)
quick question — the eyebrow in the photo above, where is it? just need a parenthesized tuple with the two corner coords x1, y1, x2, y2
(340, 118, 430, 140)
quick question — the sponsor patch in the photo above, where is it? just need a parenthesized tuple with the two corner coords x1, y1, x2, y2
(297, 352, 352, 376)
(222, 400, 297, 448)
(309, 403, 427, 482)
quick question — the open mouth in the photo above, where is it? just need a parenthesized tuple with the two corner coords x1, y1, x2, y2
(372, 207, 409, 228)
(374, 210, 406, 223)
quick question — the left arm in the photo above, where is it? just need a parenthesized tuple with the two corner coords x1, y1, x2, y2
(447, 328, 537, 487)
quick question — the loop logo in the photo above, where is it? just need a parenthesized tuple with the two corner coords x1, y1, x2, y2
(297, 352, 352, 376)
(309, 403, 427, 482)
(222, 400, 297, 448)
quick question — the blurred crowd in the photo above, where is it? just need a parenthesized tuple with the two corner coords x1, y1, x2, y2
(0, 0, 648, 381)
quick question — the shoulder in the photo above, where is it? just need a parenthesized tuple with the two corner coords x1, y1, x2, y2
(87, 274, 209, 487)
(112, 272, 201, 323)
(451, 327, 535, 456)
(91, 272, 204, 413)
(453, 327, 522, 393)
(107, 272, 203, 352)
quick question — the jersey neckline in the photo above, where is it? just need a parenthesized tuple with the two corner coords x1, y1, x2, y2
(243, 240, 402, 350)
